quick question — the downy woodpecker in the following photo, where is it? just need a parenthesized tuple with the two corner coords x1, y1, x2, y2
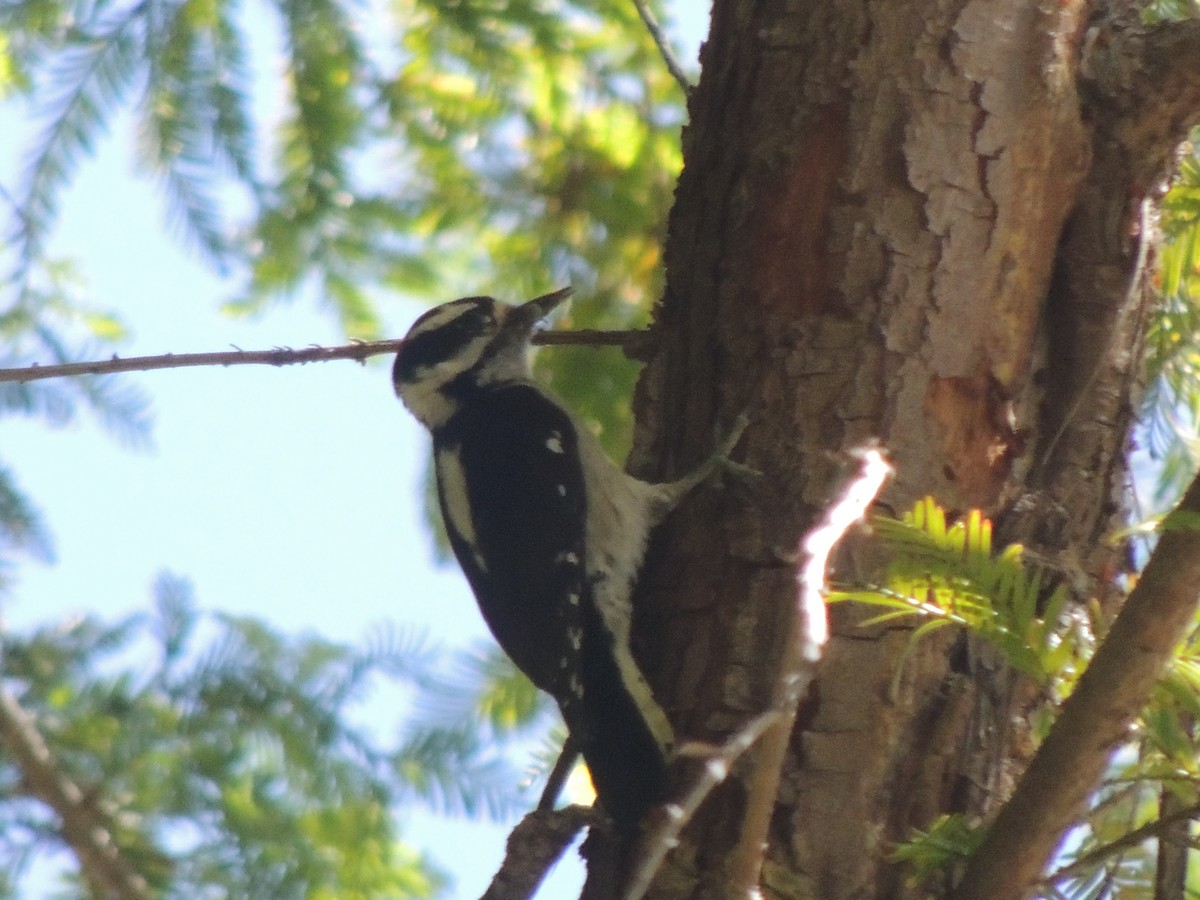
(393, 287, 742, 828)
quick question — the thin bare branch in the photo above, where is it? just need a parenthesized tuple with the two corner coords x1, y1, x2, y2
(0, 330, 646, 384)
(631, 0, 692, 94)
(536, 734, 580, 812)
(952, 469, 1200, 900)
(0, 340, 402, 383)
(1155, 772, 1192, 899)
(623, 447, 891, 900)
(1043, 800, 1200, 889)
(537, 330, 646, 350)
(480, 805, 595, 900)
(0, 683, 153, 900)
(621, 709, 782, 900)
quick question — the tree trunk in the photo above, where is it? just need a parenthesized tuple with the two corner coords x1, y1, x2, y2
(601, 2, 1200, 897)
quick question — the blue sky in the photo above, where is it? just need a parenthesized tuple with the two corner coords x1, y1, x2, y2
(1, 5, 707, 898)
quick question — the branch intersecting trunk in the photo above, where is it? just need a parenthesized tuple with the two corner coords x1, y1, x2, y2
(953, 473, 1200, 900)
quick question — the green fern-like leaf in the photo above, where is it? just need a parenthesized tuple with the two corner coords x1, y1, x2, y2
(829, 497, 1082, 683)
(14, 4, 144, 284)
(1143, 143, 1200, 505)
(392, 723, 523, 820)
(891, 813, 985, 886)
(0, 463, 54, 565)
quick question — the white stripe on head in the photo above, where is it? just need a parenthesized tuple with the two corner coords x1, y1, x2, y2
(407, 297, 497, 340)
(393, 295, 535, 428)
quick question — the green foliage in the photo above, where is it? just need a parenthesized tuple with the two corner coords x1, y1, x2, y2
(828, 497, 1086, 687)
(0, 31, 23, 99)
(848, 501, 1200, 893)
(396, 643, 550, 820)
(0, 252, 149, 585)
(1146, 147, 1200, 503)
(1, 0, 686, 340)
(0, 464, 54, 570)
(890, 814, 985, 891)
(1, 0, 686, 464)
(1143, 0, 1200, 24)
(0, 573, 564, 897)
(1047, 764, 1170, 899)
(0, 254, 150, 443)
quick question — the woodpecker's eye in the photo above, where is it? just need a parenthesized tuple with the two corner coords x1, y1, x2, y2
(394, 297, 498, 384)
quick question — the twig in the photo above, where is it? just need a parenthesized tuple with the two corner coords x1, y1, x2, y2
(0, 340, 401, 383)
(537, 733, 581, 812)
(480, 805, 595, 900)
(538, 330, 646, 350)
(0, 683, 153, 900)
(1042, 800, 1200, 888)
(622, 446, 891, 900)
(631, 0, 692, 94)
(0, 330, 647, 384)
(1154, 779, 1191, 900)
(621, 710, 782, 900)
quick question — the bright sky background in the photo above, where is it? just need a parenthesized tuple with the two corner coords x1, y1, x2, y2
(1, 5, 707, 898)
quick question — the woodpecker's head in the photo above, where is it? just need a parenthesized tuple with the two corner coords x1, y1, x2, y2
(393, 287, 572, 428)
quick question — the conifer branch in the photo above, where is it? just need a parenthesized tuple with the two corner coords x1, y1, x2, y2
(0, 683, 153, 900)
(0, 331, 647, 384)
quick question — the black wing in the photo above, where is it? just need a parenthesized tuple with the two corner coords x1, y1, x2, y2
(435, 383, 587, 700)
(435, 383, 667, 827)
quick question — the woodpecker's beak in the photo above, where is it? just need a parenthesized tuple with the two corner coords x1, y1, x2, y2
(505, 286, 573, 333)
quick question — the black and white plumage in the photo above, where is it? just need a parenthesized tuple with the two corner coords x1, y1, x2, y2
(393, 288, 735, 828)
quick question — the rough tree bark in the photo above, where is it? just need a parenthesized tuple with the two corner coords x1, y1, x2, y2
(596, 2, 1200, 898)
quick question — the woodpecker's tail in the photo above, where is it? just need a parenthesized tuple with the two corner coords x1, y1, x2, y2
(566, 604, 671, 830)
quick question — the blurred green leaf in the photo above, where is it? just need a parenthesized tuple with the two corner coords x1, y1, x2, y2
(0, 1, 701, 894)
(892, 814, 985, 888)
(0, 576, 468, 896)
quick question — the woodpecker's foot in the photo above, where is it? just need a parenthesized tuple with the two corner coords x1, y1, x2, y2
(654, 413, 756, 510)
(715, 412, 750, 457)
(710, 412, 761, 482)
(716, 456, 763, 482)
